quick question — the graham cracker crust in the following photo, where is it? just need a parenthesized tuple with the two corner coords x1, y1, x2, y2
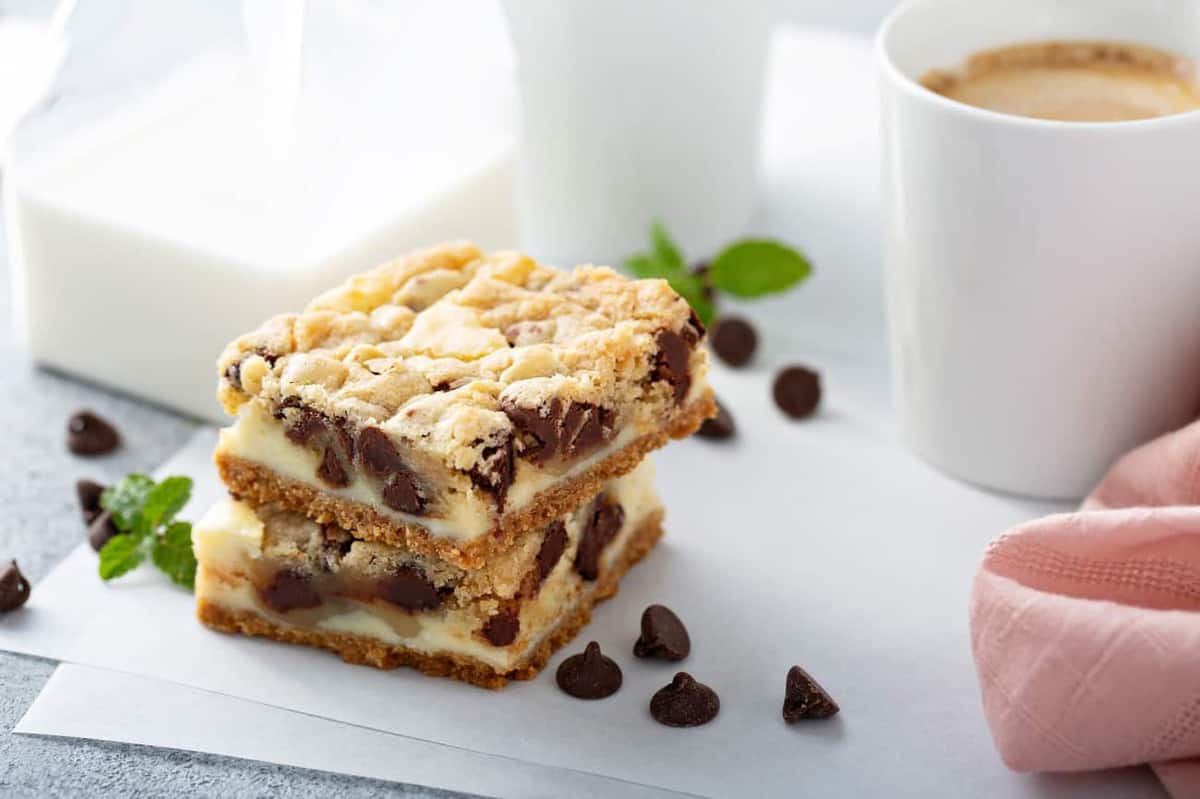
(216, 392, 711, 570)
(197, 510, 664, 689)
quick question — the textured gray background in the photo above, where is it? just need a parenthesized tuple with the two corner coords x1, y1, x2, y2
(0, 214, 474, 797)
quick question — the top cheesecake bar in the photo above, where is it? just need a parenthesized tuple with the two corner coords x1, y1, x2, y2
(215, 242, 713, 569)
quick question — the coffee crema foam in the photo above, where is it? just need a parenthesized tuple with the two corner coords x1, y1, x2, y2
(920, 40, 1200, 122)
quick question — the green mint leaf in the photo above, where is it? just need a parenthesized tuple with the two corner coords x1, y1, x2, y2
(140, 476, 193, 531)
(99, 534, 147, 581)
(709, 239, 812, 298)
(624, 253, 669, 280)
(666, 272, 715, 326)
(151, 522, 197, 590)
(100, 474, 156, 534)
(650, 220, 684, 270)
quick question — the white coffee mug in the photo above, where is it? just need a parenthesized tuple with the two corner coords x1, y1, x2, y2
(877, 0, 1200, 499)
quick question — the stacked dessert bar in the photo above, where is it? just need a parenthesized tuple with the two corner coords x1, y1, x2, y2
(193, 242, 714, 687)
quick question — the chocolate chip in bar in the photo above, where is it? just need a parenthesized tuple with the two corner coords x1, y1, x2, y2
(574, 495, 625, 580)
(773, 365, 821, 419)
(67, 410, 120, 456)
(378, 564, 441, 611)
(260, 569, 322, 612)
(502, 398, 615, 466)
(0, 560, 31, 612)
(710, 316, 757, 367)
(634, 604, 691, 662)
(317, 445, 350, 487)
(468, 434, 514, 509)
(358, 427, 404, 479)
(76, 478, 106, 525)
(382, 472, 425, 514)
(483, 609, 520, 646)
(650, 672, 720, 727)
(88, 510, 120, 552)
(536, 521, 568, 585)
(782, 665, 840, 722)
(556, 641, 623, 699)
(696, 398, 735, 440)
(652, 329, 692, 403)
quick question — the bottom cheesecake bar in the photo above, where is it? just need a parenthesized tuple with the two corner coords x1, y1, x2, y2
(193, 461, 662, 688)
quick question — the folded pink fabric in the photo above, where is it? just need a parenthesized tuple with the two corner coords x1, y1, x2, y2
(970, 419, 1200, 798)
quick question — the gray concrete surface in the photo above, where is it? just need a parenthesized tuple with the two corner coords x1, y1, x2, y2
(0, 216, 475, 797)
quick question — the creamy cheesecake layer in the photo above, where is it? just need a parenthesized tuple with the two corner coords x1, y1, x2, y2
(194, 461, 661, 680)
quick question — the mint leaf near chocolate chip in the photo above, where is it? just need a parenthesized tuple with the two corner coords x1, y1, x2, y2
(709, 239, 811, 298)
(97, 473, 197, 590)
(650, 220, 685, 270)
(624, 224, 716, 325)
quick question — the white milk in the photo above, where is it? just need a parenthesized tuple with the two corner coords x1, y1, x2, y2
(9, 38, 516, 423)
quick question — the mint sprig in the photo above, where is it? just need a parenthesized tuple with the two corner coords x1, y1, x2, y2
(623, 222, 812, 324)
(98, 474, 197, 590)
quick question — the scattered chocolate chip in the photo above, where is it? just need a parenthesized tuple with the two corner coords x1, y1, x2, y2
(88, 510, 120, 552)
(575, 495, 625, 580)
(358, 427, 403, 479)
(483, 609, 520, 646)
(316, 445, 350, 487)
(650, 672, 719, 727)
(382, 472, 425, 514)
(556, 641, 622, 699)
(710, 316, 757, 367)
(378, 564, 441, 611)
(535, 521, 568, 585)
(260, 569, 322, 612)
(224, 361, 243, 391)
(651, 329, 692, 403)
(0, 560, 31, 612)
(468, 435, 514, 509)
(696, 399, 735, 440)
(76, 479, 106, 525)
(67, 410, 120, 456)
(783, 665, 840, 722)
(634, 605, 691, 661)
(773, 365, 821, 419)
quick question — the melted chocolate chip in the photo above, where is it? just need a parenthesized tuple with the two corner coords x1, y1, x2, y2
(783, 665, 840, 722)
(468, 435, 514, 509)
(358, 427, 404, 479)
(652, 329, 691, 403)
(76, 479, 106, 525)
(650, 672, 720, 727)
(502, 397, 562, 464)
(634, 604, 691, 662)
(710, 316, 757, 367)
(574, 495, 625, 581)
(382, 472, 424, 514)
(556, 642, 622, 699)
(773, 366, 821, 419)
(260, 570, 321, 612)
(378, 565, 441, 611)
(317, 445, 350, 487)
(67, 411, 120, 456)
(483, 609, 520, 646)
(0, 560, 31, 612)
(502, 399, 615, 465)
(536, 521, 568, 585)
(285, 407, 326, 446)
(697, 398, 735, 440)
(88, 510, 120, 552)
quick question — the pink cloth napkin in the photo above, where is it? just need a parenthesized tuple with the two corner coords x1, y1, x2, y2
(970, 419, 1200, 799)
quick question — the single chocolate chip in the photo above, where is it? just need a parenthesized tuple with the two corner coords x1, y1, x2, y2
(88, 510, 120, 552)
(652, 329, 692, 403)
(358, 427, 403, 479)
(575, 495, 625, 580)
(224, 361, 243, 391)
(556, 641, 622, 699)
(483, 609, 520, 646)
(67, 411, 120, 456)
(76, 479, 106, 525)
(382, 472, 425, 514)
(331, 417, 356, 461)
(535, 521, 568, 585)
(378, 564, 441, 611)
(710, 316, 757, 367)
(502, 397, 563, 464)
(316, 445, 350, 487)
(285, 407, 326, 446)
(773, 366, 821, 419)
(567, 404, 615, 455)
(0, 560, 31, 612)
(783, 665, 840, 722)
(696, 399, 735, 440)
(650, 672, 720, 727)
(634, 604, 691, 661)
(260, 569, 321, 612)
(468, 434, 514, 509)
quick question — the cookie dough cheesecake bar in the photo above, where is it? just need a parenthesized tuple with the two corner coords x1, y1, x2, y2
(214, 242, 713, 569)
(195, 462, 663, 688)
